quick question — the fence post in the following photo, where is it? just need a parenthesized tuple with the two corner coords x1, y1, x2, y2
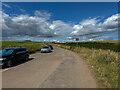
(76, 42, 78, 53)
(107, 50, 111, 64)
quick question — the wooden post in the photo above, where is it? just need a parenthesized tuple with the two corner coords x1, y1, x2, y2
(75, 38, 79, 53)
(107, 50, 111, 64)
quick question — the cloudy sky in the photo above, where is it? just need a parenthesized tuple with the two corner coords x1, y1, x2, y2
(1, 2, 119, 42)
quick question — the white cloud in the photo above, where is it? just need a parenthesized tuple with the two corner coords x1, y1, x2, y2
(1, 10, 119, 42)
(66, 36, 74, 40)
(34, 10, 51, 20)
(20, 9, 26, 13)
(73, 25, 83, 30)
(50, 20, 73, 37)
(102, 14, 119, 29)
(2, 3, 11, 8)
(71, 14, 118, 40)
(2, 12, 54, 38)
(1, 11, 73, 40)
(80, 18, 99, 26)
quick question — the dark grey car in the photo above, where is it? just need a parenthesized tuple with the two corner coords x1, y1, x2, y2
(0, 47, 29, 67)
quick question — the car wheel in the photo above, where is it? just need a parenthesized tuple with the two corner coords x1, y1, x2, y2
(7, 60, 13, 67)
(25, 55, 29, 60)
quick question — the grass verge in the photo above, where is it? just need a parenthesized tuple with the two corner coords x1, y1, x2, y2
(54, 43, 119, 88)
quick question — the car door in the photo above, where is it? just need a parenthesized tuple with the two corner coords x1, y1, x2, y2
(14, 49, 23, 62)
(20, 48, 26, 60)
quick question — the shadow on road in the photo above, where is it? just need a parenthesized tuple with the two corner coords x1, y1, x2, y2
(41, 50, 53, 53)
(3, 58, 34, 69)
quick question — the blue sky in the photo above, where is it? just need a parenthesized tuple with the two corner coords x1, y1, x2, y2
(3, 2, 118, 23)
(2, 2, 119, 42)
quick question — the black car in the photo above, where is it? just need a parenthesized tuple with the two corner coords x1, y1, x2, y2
(48, 45, 53, 50)
(0, 47, 29, 67)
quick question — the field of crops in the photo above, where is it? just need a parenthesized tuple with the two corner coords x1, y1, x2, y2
(59, 41, 119, 52)
(54, 41, 119, 88)
(0, 41, 47, 53)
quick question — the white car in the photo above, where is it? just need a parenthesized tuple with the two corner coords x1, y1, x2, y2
(41, 46, 51, 53)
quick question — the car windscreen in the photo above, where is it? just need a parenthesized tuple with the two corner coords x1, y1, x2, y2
(0, 49, 14, 55)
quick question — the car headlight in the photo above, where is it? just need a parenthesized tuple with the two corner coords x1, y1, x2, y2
(0, 58, 6, 61)
(0, 58, 3, 61)
(0, 58, 6, 66)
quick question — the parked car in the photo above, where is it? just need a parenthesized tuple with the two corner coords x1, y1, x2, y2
(48, 45, 53, 50)
(41, 46, 51, 53)
(0, 47, 29, 67)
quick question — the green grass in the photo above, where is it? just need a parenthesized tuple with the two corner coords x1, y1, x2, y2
(1, 41, 47, 54)
(58, 41, 119, 52)
(54, 42, 119, 88)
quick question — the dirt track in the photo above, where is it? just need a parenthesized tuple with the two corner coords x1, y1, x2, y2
(2, 46, 97, 88)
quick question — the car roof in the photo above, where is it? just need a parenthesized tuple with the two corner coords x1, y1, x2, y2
(4, 47, 26, 50)
(43, 46, 49, 48)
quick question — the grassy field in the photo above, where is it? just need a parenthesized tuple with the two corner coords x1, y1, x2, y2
(54, 41, 119, 88)
(81, 40, 120, 43)
(1, 41, 47, 54)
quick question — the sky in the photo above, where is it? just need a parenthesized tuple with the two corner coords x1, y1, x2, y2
(1, 2, 119, 42)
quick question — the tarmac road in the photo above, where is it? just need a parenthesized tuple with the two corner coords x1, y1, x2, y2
(2, 46, 97, 88)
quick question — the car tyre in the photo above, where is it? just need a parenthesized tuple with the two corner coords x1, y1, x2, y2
(7, 60, 13, 67)
(25, 55, 29, 60)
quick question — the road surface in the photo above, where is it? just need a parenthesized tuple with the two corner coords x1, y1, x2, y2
(2, 46, 97, 88)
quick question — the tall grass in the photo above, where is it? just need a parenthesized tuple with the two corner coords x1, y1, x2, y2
(59, 41, 119, 52)
(1, 41, 46, 53)
(54, 43, 119, 88)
